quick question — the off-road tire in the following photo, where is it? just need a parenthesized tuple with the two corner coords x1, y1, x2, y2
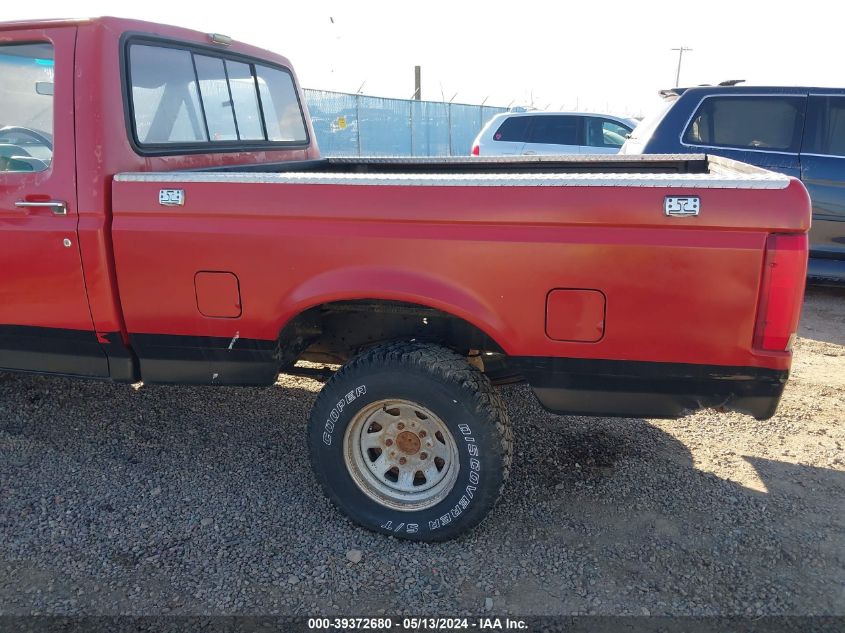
(308, 341, 512, 542)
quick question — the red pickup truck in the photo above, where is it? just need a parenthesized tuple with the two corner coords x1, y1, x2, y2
(0, 17, 810, 541)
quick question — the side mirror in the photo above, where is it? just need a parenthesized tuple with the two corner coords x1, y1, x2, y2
(35, 82, 54, 96)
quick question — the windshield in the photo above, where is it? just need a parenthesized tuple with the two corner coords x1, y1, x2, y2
(620, 95, 676, 154)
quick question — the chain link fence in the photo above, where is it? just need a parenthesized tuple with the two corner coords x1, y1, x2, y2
(304, 89, 507, 157)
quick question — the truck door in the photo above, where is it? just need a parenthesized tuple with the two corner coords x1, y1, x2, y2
(800, 94, 845, 268)
(0, 27, 107, 376)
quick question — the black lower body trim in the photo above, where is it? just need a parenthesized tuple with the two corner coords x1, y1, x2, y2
(0, 325, 790, 421)
(0, 326, 275, 385)
(99, 332, 140, 382)
(507, 356, 788, 421)
(0, 325, 109, 378)
(129, 333, 278, 385)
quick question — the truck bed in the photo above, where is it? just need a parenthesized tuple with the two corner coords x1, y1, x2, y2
(111, 153, 809, 419)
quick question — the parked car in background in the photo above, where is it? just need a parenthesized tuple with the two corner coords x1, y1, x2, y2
(471, 111, 636, 157)
(621, 85, 845, 283)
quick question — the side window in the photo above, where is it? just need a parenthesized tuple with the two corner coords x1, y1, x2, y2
(586, 118, 630, 148)
(129, 45, 206, 143)
(0, 42, 54, 172)
(493, 116, 531, 142)
(527, 115, 579, 146)
(128, 43, 308, 149)
(226, 60, 265, 141)
(194, 55, 238, 141)
(253, 66, 308, 142)
(804, 96, 845, 157)
(683, 96, 805, 152)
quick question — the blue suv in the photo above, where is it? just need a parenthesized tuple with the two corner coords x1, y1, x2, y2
(622, 85, 845, 283)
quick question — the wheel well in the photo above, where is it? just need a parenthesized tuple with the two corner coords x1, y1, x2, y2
(275, 300, 506, 368)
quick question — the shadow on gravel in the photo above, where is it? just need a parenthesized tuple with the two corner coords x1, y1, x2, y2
(800, 285, 845, 347)
(481, 385, 845, 615)
(0, 372, 842, 615)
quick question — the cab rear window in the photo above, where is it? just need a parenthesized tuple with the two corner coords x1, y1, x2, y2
(127, 42, 308, 151)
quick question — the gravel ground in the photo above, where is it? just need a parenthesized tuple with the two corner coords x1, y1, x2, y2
(0, 286, 843, 616)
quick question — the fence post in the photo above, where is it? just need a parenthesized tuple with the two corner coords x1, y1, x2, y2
(356, 94, 362, 156)
(409, 100, 414, 157)
(447, 102, 452, 157)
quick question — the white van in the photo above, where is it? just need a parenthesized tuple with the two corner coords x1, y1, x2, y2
(471, 111, 636, 156)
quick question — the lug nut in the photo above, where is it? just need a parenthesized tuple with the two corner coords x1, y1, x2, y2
(418, 430, 427, 438)
(399, 457, 407, 465)
(397, 422, 405, 430)
(385, 439, 393, 446)
(420, 452, 428, 460)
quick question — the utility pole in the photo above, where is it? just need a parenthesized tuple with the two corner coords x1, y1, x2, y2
(672, 46, 692, 87)
(414, 66, 421, 100)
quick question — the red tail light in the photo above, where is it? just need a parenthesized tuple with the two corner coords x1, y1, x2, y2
(753, 234, 808, 352)
(471, 144, 480, 156)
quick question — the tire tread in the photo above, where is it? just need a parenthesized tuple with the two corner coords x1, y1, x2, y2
(308, 341, 513, 540)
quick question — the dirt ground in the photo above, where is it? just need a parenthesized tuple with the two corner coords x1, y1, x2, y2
(0, 286, 843, 616)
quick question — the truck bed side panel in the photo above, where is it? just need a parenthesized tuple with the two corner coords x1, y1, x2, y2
(110, 176, 810, 387)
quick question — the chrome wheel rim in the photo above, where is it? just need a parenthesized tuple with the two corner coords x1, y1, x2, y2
(343, 399, 460, 511)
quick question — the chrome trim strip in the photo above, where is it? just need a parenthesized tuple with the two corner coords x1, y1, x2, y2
(681, 143, 799, 157)
(115, 169, 791, 189)
(14, 200, 68, 215)
(801, 152, 845, 160)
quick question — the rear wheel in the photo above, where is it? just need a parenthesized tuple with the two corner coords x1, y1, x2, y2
(308, 341, 512, 541)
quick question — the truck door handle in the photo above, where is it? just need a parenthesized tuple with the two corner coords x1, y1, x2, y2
(15, 200, 68, 216)
(522, 150, 538, 155)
